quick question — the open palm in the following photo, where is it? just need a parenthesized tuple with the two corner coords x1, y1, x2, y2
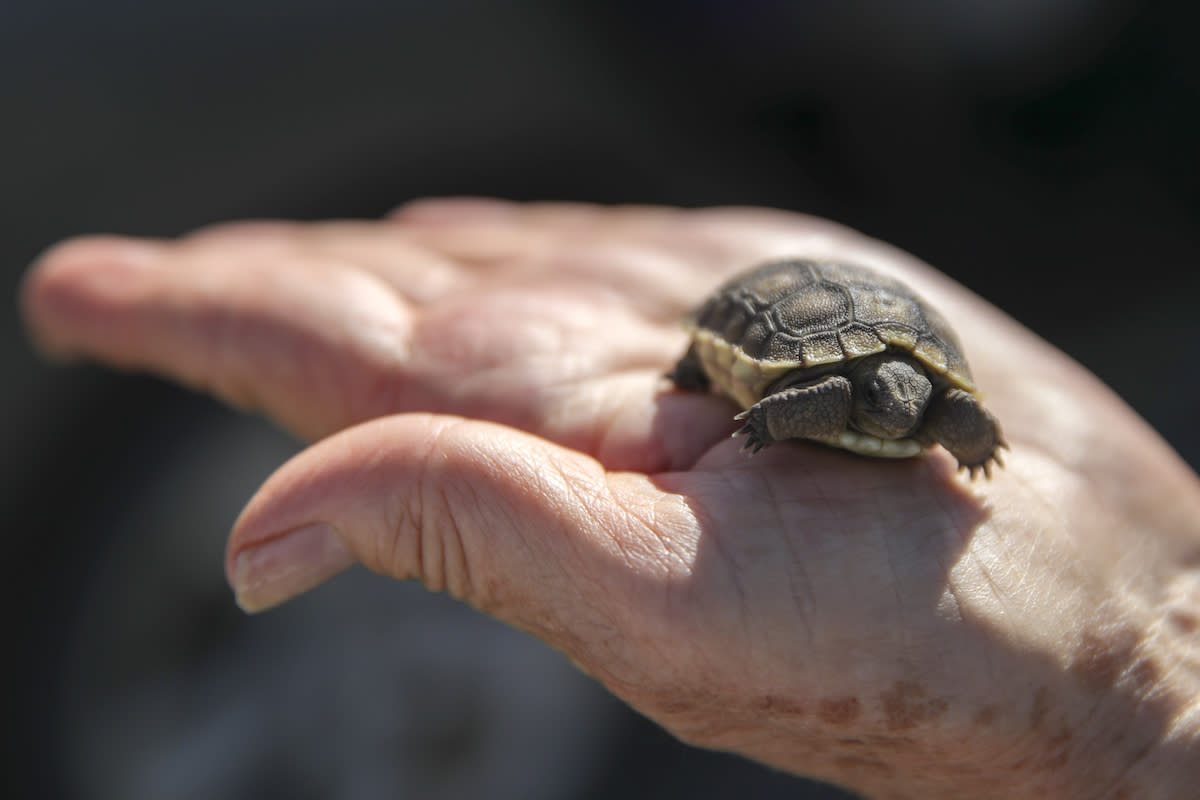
(24, 199, 1200, 799)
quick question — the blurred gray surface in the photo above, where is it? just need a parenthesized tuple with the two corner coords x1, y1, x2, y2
(6, 1, 1199, 798)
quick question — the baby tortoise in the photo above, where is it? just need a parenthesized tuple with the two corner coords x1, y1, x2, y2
(670, 259, 1005, 477)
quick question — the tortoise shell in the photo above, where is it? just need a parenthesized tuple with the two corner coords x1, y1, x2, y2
(686, 260, 976, 409)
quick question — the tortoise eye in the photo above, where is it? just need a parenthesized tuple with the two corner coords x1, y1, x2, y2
(863, 379, 883, 406)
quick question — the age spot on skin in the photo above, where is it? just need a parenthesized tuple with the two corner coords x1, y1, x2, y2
(754, 694, 806, 717)
(973, 704, 998, 727)
(818, 696, 861, 725)
(879, 681, 948, 731)
(1167, 608, 1199, 634)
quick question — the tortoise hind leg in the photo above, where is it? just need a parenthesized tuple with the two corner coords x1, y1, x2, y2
(922, 388, 1006, 478)
(734, 375, 853, 454)
(668, 343, 711, 392)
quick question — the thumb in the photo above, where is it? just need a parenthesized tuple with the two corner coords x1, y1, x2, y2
(227, 412, 661, 647)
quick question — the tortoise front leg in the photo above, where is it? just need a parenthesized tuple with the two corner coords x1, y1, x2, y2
(921, 388, 1006, 477)
(734, 375, 853, 454)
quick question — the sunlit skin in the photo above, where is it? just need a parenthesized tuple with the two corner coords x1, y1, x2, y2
(21, 199, 1200, 799)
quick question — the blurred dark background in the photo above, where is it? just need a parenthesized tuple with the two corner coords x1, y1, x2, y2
(6, 1, 1199, 798)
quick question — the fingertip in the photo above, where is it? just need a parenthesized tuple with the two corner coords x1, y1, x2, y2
(225, 413, 623, 621)
(225, 414, 459, 607)
(21, 235, 164, 358)
(29, 234, 163, 282)
(229, 521, 357, 613)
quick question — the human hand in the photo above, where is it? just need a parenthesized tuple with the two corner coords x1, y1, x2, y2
(22, 199, 1200, 799)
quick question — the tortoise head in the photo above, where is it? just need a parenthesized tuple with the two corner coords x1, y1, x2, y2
(847, 354, 932, 440)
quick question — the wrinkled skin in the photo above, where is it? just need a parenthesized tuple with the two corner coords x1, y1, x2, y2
(21, 199, 1200, 799)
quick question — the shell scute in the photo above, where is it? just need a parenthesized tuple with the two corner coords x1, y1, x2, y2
(837, 323, 887, 359)
(799, 331, 844, 367)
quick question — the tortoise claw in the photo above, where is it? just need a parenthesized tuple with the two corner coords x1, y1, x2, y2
(732, 412, 771, 455)
(958, 449, 1004, 480)
(734, 425, 767, 455)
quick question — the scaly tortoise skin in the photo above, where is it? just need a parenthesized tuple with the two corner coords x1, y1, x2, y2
(670, 259, 1005, 477)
